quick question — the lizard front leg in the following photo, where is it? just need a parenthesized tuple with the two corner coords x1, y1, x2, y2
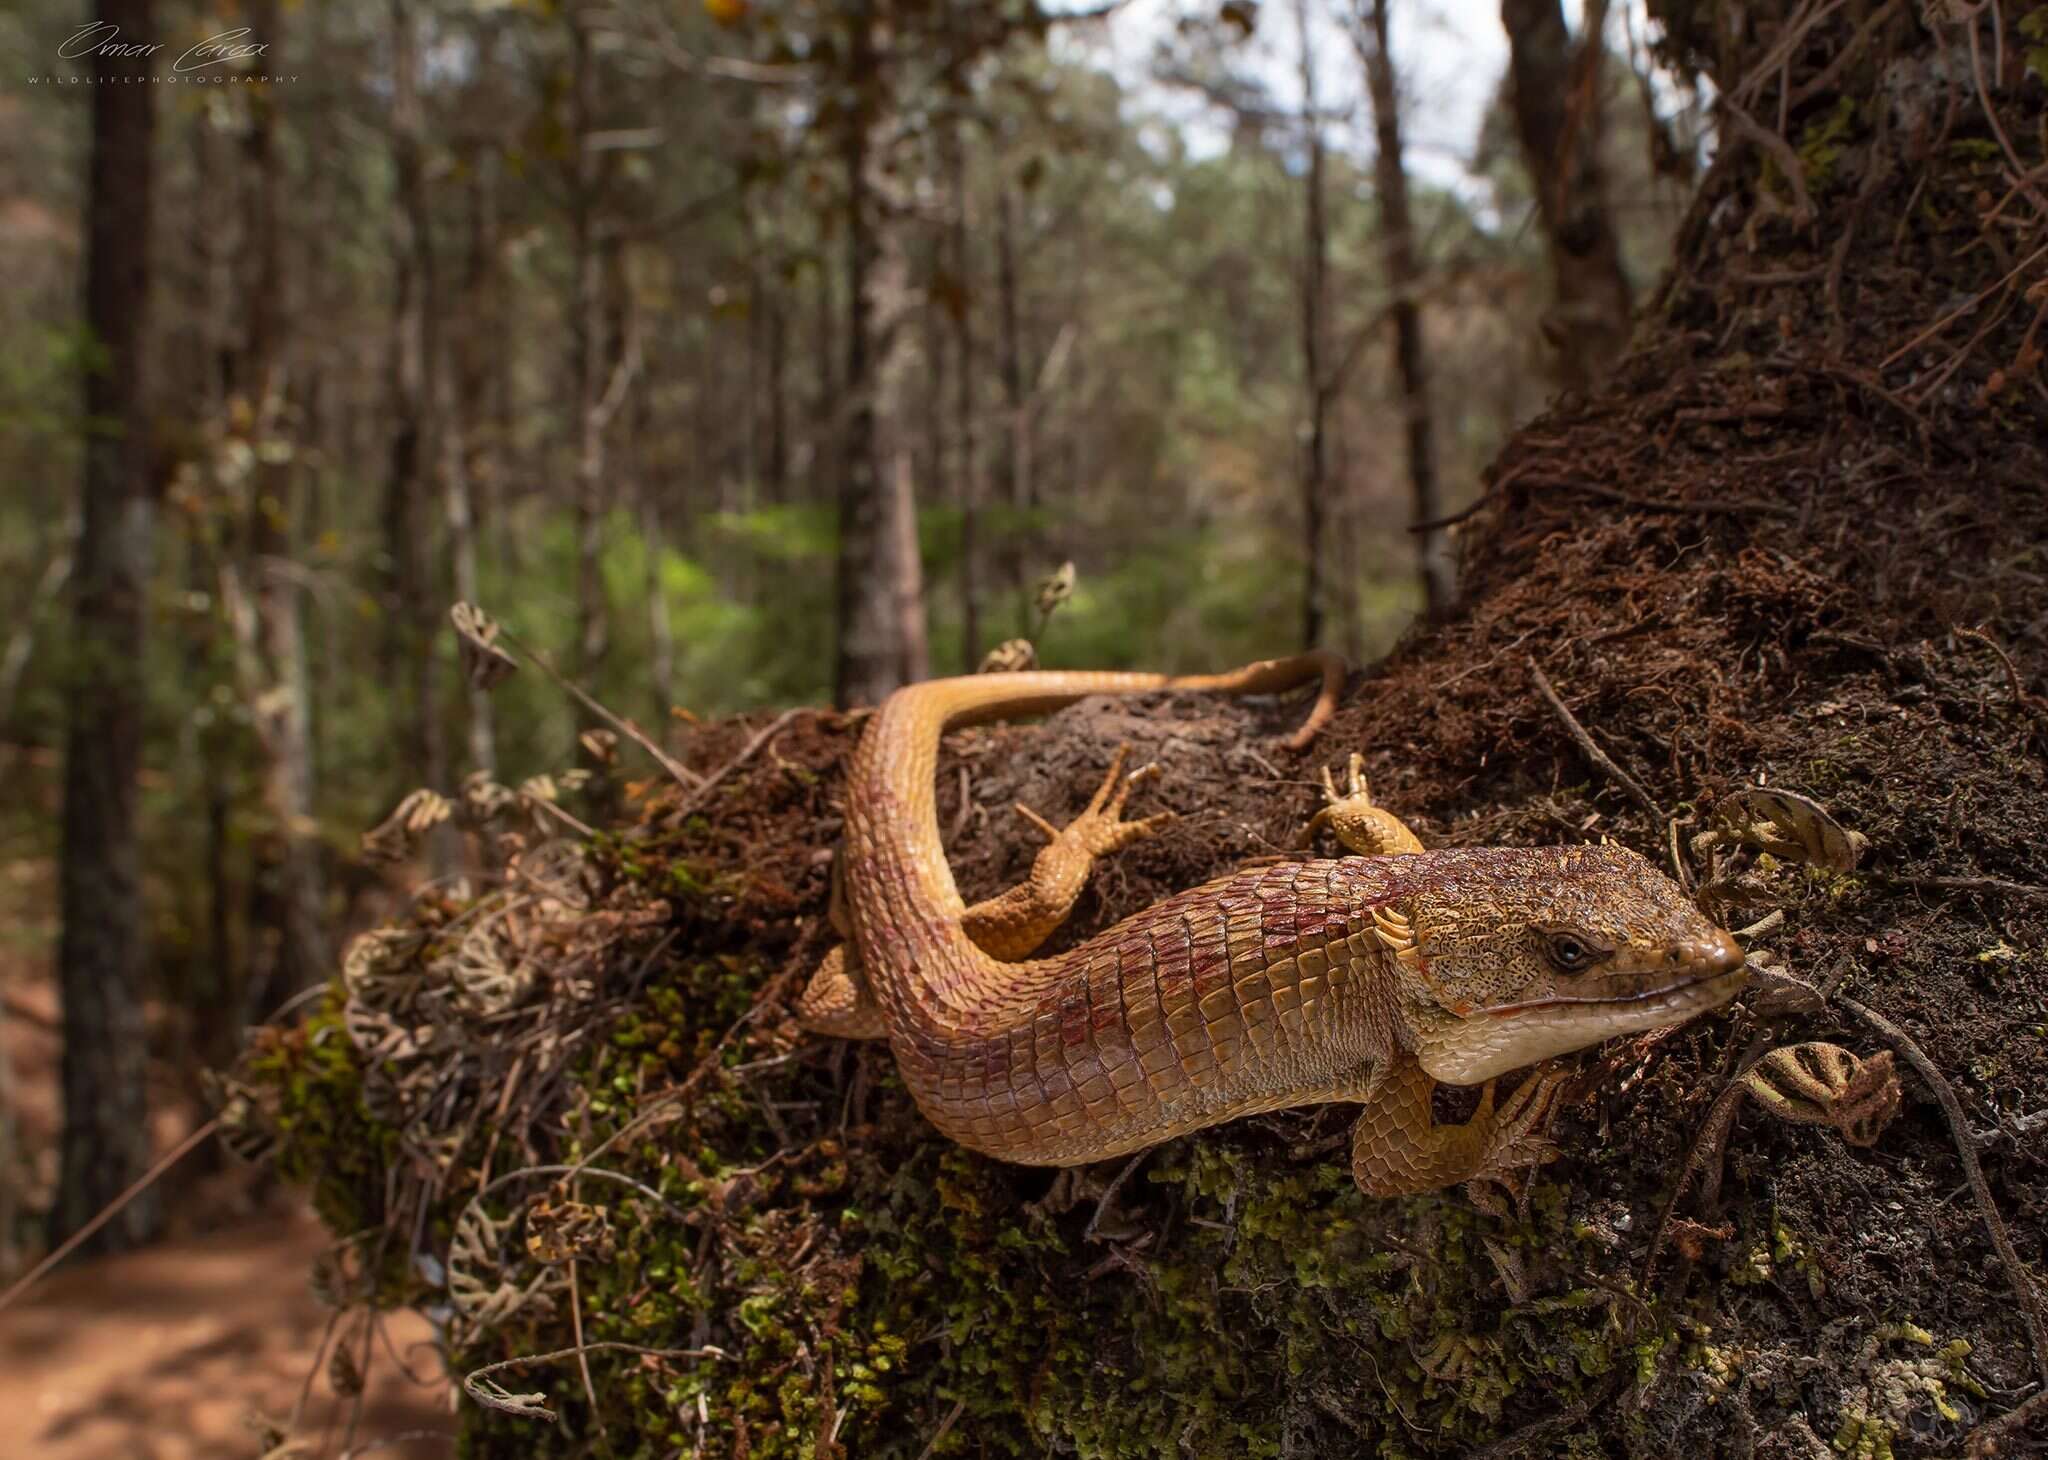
(1349, 1055, 1568, 1197)
(796, 747, 1170, 1039)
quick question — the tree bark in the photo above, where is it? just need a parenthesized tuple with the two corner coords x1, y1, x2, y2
(51, 0, 161, 1253)
(992, 182, 1031, 636)
(240, 0, 329, 1016)
(1295, 0, 1330, 650)
(832, 0, 909, 708)
(385, 0, 446, 798)
(450, 146, 502, 777)
(1357, 0, 1455, 618)
(764, 264, 790, 503)
(570, 3, 610, 683)
(946, 123, 982, 672)
(1501, 0, 1634, 391)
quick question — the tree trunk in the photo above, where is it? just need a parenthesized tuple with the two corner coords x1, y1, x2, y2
(993, 182, 1031, 636)
(570, 3, 610, 683)
(884, 451, 931, 687)
(1295, 0, 1330, 651)
(385, 0, 445, 798)
(832, 0, 907, 708)
(765, 268, 790, 504)
(1357, 0, 1455, 617)
(450, 146, 502, 777)
(946, 124, 982, 672)
(1501, 0, 1634, 391)
(643, 484, 675, 724)
(241, 0, 329, 1015)
(51, 0, 160, 1253)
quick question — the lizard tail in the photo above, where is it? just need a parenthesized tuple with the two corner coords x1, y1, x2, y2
(839, 653, 1347, 1028)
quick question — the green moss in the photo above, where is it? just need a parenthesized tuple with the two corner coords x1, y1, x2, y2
(1797, 97, 1860, 191)
(238, 859, 1760, 1455)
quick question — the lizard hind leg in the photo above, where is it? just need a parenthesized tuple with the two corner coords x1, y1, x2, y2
(795, 942, 890, 1041)
(963, 744, 1174, 962)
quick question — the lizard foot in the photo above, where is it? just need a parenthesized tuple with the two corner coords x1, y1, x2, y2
(1468, 1066, 1570, 1186)
(965, 746, 1173, 962)
(1303, 752, 1424, 857)
(1013, 743, 1174, 857)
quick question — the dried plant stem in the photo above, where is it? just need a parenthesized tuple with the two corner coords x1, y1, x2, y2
(1526, 658, 1664, 819)
(1839, 997, 2048, 1389)
(494, 622, 704, 789)
(463, 1340, 730, 1423)
(0, 1116, 219, 1318)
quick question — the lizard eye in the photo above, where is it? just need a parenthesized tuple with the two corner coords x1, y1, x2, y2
(1543, 931, 1601, 974)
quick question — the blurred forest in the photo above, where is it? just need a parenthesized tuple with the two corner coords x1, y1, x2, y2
(0, 0, 1692, 1251)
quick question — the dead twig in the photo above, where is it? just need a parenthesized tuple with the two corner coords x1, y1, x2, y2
(672, 708, 808, 819)
(493, 621, 705, 790)
(1877, 873, 2048, 899)
(462, 1340, 730, 1423)
(1525, 658, 1664, 820)
(1720, 97, 1815, 225)
(1967, 1383, 2048, 1457)
(0, 1117, 220, 1318)
(1839, 996, 2048, 1389)
(913, 1398, 969, 1460)
(1546, 479, 1798, 520)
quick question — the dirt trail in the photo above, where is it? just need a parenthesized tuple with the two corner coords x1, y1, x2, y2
(0, 1210, 450, 1459)
(2, 857, 449, 1459)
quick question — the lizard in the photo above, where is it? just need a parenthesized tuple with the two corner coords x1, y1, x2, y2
(796, 654, 1748, 1195)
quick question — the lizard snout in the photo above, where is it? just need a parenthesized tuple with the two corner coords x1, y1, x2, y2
(1698, 929, 1745, 976)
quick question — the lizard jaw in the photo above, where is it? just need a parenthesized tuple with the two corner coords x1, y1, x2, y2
(1414, 962, 1749, 1087)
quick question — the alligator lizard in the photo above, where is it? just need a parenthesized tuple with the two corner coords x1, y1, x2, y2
(798, 655, 1746, 1195)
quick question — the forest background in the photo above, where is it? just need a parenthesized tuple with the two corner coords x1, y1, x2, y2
(0, 0, 1688, 1254)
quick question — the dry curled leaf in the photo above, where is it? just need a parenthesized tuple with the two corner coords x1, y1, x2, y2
(580, 728, 619, 765)
(978, 638, 1038, 674)
(1742, 1043, 1902, 1147)
(525, 1198, 617, 1266)
(1034, 561, 1076, 618)
(361, 788, 452, 863)
(451, 601, 519, 692)
(1707, 786, 1867, 871)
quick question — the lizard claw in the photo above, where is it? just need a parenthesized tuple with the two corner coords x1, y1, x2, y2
(1303, 753, 1425, 857)
(1017, 746, 1173, 857)
(1473, 1067, 1570, 1182)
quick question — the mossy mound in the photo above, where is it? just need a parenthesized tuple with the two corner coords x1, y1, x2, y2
(229, 31, 2048, 1457)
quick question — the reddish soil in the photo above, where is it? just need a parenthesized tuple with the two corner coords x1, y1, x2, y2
(1, 857, 450, 1459)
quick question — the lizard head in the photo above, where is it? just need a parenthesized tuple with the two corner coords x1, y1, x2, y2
(1373, 844, 1745, 1086)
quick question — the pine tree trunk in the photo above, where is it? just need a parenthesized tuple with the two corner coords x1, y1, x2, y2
(993, 183, 1031, 636)
(241, 0, 330, 1015)
(385, 0, 445, 798)
(570, 3, 610, 683)
(947, 124, 982, 671)
(1358, 0, 1456, 617)
(1296, 0, 1330, 650)
(451, 148, 499, 776)
(1501, 0, 1634, 390)
(832, 0, 907, 708)
(51, 0, 160, 1253)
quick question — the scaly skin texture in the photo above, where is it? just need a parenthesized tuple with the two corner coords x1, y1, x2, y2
(799, 658, 1748, 1195)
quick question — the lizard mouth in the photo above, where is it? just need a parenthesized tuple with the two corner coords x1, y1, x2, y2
(1481, 966, 1748, 1016)
(1416, 945, 1749, 1088)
